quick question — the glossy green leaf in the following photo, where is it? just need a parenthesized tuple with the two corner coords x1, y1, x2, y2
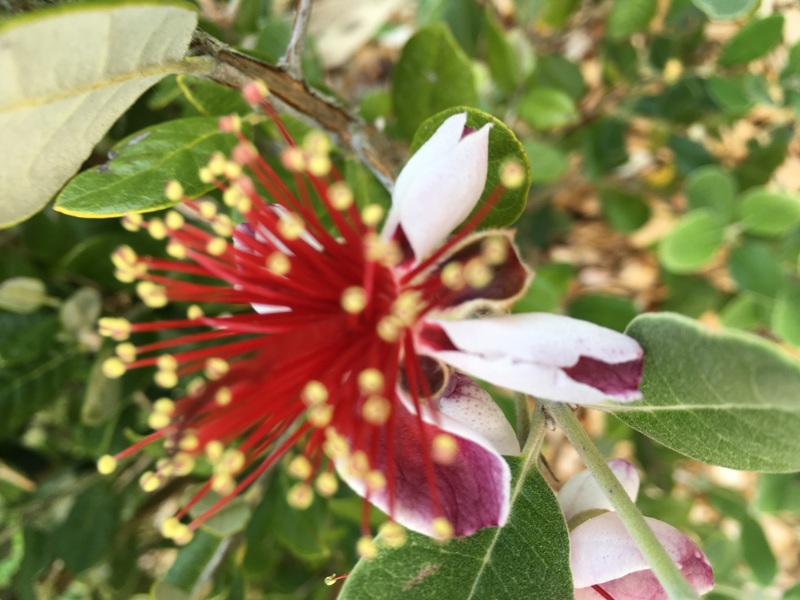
(607, 0, 657, 40)
(719, 293, 763, 330)
(685, 166, 736, 224)
(175, 75, 251, 116)
(518, 87, 578, 130)
(392, 24, 477, 138)
(410, 107, 531, 229)
(616, 313, 800, 472)
(772, 282, 800, 346)
(567, 293, 638, 332)
(512, 263, 575, 313)
(692, 0, 757, 20)
(55, 118, 243, 217)
(599, 188, 651, 233)
(162, 529, 224, 593)
(485, 9, 520, 94)
(718, 14, 784, 67)
(658, 210, 724, 273)
(524, 140, 569, 184)
(728, 242, 785, 298)
(707, 75, 759, 116)
(741, 516, 777, 585)
(738, 188, 800, 236)
(339, 455, 572, 600)
(0, 1, 198, 227)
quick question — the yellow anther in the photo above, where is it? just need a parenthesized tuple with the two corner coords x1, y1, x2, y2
(303, 131, 331, 155)
(172, 523, 194, 546)
(160, 517, 182, 539)
(499, 158, 526, 189)
(153, 398, 175, 414)
(358, 368, 384, 395)
(301, 381, 328, 405)
(218, 114, 242, 133)
(212, 215, 234, 237)
(179, 433, 200, 452)
(223, 185, 244, 207)
(204, 357, 229, 380)
(287, 482, 314, 510)
(341, 286, 367, 314)
(361, 204, 385, 228)
(171, 452, 196, 476)
(432, 433, 459, 465)
(356, 535, 377, 560)
(325, 574, 340, 586)
(102, 357, 126, 379)
(440, 262, 464, 289)
(148, 219, 167, 240)
(431, 516, 454, 541)
(243, 79, 270, 104)
(198, 167, 214, 184)
(185, 377, 204, 398)
(281, 146, 307, 172)
(376, 315, 403, 343)
(380, 521, 407, 548)
(663, 57, 683, 83)
(236, 196, 252, 214)
(288, 455, 313, 479)
(139, 470, 162, 492)
(211, 473, 236, 495)
(115, 342, 137, 363)
(166, 241, 187, 259)
(308, 404, 333, 428)
(97, 455, 117, 475)
(219, 449, 245, 474)
(463, 258, 493, 289)
(365, 469, 386, 492)
(277, 213, 305, 240)
(136, 281, 168, 308)
(206, 237, 227, 256)
(121, 212, 143, 231)
(327, 182, 354, 211)
(205, 440, 224, 462)
(323, 428, 349, 458)
(481, 236, 509, 265)
(224, 162, 243, 180)
(98, 317, 131, 341)
(165, 210, 185, 230)
(315, 472, 338, 497)
(112, 245, 138, 269)
(215, 387, 232, 406)
(308, 154, 332, 177)
(157, 355, 178, 371)
(148, 411, 171, 430)
(187, 305, 204, 320)
(362, 395, 391, 426)
(155, 369, 178, 388)
(164, 180, 185, 202)
(266, 252, 291, 275)
(347, 450, 369, 478)
(208, 152, 227, 176)
(392, 291, 421, 324)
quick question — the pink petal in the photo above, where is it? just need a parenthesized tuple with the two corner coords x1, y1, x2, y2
(570, 513, 713, 595)
(438, 373, 520, 456)
(557, 459, 640, 521)
(385, 116, 492, 260)
(337, 391, 512, 538)
(421, 314, 644, 404)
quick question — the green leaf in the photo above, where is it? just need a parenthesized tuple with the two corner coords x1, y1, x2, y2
(339, 455, 572, 599)
(607, 0, 657, 40)
(707, 75, 758, 116)
(523, 141, 569, 184)
(718, 14, 784, 67)
(485, 9, 520, 94)
(599, 188, 651, 233)
(658, 209, 724, 273)
(741, 516, 777, 585)
(0, 1, 198, 227)
(512, 263, 575, 313)
(728, 241, 785, 298)
(567, 293, 639, 332)
(772, 282, 800, 346)
(55, 118, 243, 217)
(719, 293, 763, 330)
(162, 529, 224, 593)
(410, 107, 531, 229)
(617, 313, 800, 472)
(738, 188, 800, 236)
(0, 313, 60, 366)
(0, 523, 24, 587)
(692, 0, 757, 20)
(518, 87, 578, 130)
(175, 75, 251, 116)
(392, 24, 477, 139)
(685, 166, 736, 224)
(55, 481, 120, 574)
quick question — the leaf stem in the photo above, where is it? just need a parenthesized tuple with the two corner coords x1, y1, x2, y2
(522, 399, 546, 457)
(544, 402, 699, 600)
(514, 392, 531, 448)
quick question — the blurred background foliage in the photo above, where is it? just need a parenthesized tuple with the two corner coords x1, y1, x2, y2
(1, 0, 800, 598)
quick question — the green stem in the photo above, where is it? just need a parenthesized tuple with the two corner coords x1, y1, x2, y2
(514, 392, 531, 449)
(544, 402, 699, 600)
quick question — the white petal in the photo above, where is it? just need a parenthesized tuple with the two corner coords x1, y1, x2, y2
(557, 459, 640, 521)
(438, 373, 520, 456)
(570, 513, 711, 590)
(387, 121, 492, 260)
(426, 314, 643, 404)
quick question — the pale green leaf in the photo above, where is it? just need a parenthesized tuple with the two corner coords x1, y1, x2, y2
(607, 0, 657, 41)
(718, 14, 784, 67)
(692, 0, 757, 20)
(0, 1, 198, 227)
(518, 87, 578, 130)
(772, 282, 800, 347)
(685, 166, 736, 224)
(614, 313, 800, 472)
(738, 188, 800, 236)
(658, 209, 724, 273)
(339, 455, 572, 600)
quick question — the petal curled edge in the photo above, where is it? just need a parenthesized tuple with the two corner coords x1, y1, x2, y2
(571, 513, 713, 596)
(422, 314, 644, 404)
(386, 116, 492, 261)
(337, 390, 512, 538)
(557, 459, 640, 522)
(438, 372, 520, 456)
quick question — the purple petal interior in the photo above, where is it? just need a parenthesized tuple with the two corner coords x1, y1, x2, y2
(563, 355, 644, 398)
